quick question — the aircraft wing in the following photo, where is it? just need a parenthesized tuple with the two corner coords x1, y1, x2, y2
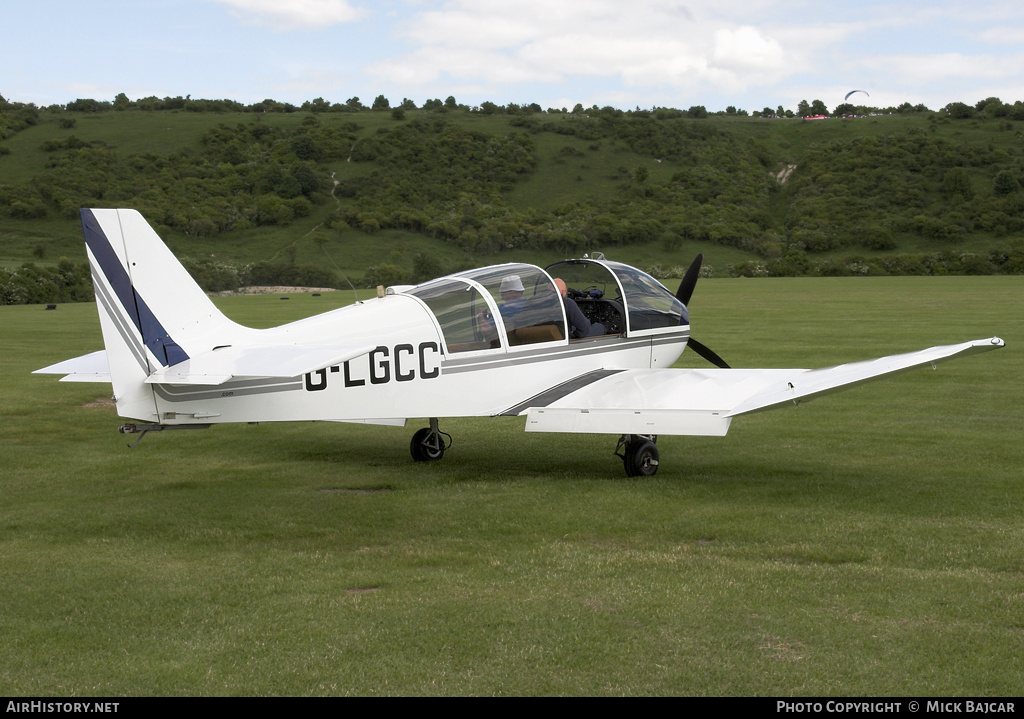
(35, 344, 377, 386)
(511, 338, 1005, 437)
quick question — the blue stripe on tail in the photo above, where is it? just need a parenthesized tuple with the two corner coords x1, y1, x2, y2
(81, 209, 189, 368)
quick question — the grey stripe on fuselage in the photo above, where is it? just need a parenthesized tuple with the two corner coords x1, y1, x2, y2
(153, 376, 304, 402)
(440, 330, 688, 375)
(149, 331, 687, 403)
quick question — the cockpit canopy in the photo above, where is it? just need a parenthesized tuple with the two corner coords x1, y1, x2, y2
(405, 258, 687, 354)
(408, 263, 564, 353)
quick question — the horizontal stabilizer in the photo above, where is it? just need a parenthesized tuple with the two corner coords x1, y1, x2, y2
(144, 343, 378, 385)
(34, 350, 111, 383)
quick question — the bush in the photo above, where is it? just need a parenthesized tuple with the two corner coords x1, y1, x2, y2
(181, 257, 242, 292)
(0, 260, 92, 305)
(364, 263, 410, 288)
(242, 261, 340, 289)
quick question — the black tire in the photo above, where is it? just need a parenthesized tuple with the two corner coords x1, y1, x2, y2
(623, 440, 659, 477)
(410, 427, 445, 462)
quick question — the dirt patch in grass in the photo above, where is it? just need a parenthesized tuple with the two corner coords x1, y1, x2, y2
(213, 286, 339, 296)
(318, 487, 393, 495)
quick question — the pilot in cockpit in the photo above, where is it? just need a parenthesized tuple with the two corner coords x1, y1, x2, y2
(554, 278, 607, 338)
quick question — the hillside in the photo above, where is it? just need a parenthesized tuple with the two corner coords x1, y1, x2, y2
(3, 97, 1024, 302)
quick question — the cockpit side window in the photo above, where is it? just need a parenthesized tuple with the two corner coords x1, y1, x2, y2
(408, 278, 495, 353)
(544, 260, 623, 300)
(546, 260, 686, 333)
(454, 265, 565, 346)
(544, 260, 627, 335)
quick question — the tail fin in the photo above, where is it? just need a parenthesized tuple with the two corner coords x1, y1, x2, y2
(82, 208, 243, 419)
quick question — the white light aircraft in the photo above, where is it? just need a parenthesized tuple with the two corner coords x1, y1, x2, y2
(36, 209, 1004, 476)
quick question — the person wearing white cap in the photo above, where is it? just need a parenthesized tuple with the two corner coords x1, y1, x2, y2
(498, 274, 525, 295)
(497, 274, 527, 325)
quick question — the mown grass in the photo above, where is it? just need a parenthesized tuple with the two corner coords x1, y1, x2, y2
(1, 276, 1022, 696)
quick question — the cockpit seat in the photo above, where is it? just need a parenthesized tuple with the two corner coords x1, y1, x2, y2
(508, 324, 564, 346)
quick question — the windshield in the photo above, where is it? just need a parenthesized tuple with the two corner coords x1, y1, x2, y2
(604, 261, 688, 329)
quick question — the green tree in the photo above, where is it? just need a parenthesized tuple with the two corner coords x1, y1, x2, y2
(305, 97, 331, 112)
(976, 97, 1003, 114)
(945, 102, 974, 119)
(993, 170, 1020, 195)
(372, 94, 390, 110)
(942, 167, 975, 201)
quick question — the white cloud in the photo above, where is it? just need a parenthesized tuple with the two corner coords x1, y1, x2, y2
(371, 1, 775, 93)
(858, 52, 1022, 84)
(712, 25, 785, 73)
(207, 0, 367, 29)
(976, 26, 1024, 45)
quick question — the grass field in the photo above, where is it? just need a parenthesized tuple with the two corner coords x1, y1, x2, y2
(2, 276, 1022, 696)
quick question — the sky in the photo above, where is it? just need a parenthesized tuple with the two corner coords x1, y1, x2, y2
(3, 0, 1024, 114)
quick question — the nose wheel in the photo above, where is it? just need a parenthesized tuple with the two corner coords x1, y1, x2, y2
(617, 435, 659, 477)
(410, 418, 451, 462)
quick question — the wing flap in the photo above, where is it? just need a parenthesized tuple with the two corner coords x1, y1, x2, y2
(526, 407, 733, 436)
(522, 338, 1004, 435)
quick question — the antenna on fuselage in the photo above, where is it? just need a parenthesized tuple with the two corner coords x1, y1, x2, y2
(318, 243, 361, 305)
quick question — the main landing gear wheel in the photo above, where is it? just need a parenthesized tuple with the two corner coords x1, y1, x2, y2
(618, 435, 660, 477)
(410, 419, 450, 462)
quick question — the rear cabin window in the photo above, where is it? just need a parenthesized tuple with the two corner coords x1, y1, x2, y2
(408, 279, 494, 354)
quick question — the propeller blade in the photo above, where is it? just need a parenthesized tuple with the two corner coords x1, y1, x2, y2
(688, 338, 730, 369)
(675, 253, 703, 306)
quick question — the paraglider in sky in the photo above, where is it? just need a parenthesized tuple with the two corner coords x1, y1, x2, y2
(845, 90, 869, 102)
